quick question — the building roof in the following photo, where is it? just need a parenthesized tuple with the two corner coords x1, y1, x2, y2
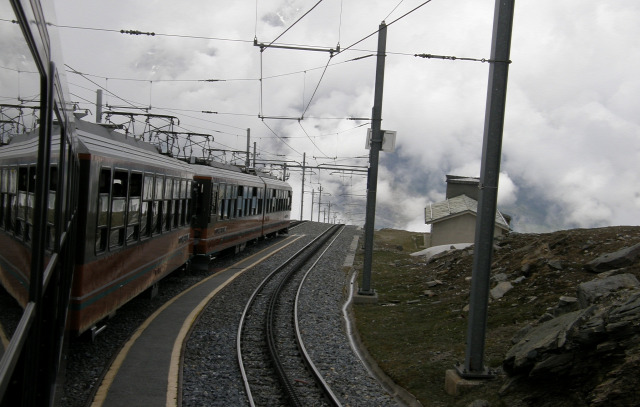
(425, 194, 510, 230)
(445, 174, 480, 185)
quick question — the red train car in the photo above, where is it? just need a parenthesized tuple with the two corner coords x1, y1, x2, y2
(191, 162, 292, 262)
(70, 120, 194, 334)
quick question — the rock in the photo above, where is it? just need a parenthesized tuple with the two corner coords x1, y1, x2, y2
(504, 289, 640, 379)
(490, 281, 513, 299)
(553, 296, 579, 316)
(503, 309, 591, 375)
(513, 276, 526, 284)
(584, 242, 640, 272)
(577, 273, 640, 307)
(547, 259, 563, 270)
(427, 280, 443, 287)
(491, 273, 508, 282)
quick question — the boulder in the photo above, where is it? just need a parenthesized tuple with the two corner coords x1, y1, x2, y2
(577, 273, 640, 307)
(504, 289, 640, 378)
(490, 281, 513, 299)
(584, 242, 640, 272)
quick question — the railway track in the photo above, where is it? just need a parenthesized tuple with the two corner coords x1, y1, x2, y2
(237, 224, 344, 407)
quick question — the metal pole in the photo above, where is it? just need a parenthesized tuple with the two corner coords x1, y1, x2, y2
(460, 0, 515, 378)
(360, 21, 387, 296)
(300, 152, 306, 220)
(96, 89, 103, 123)
(311, 189, 315, 222)
(317, 185, 322, 222)
(245, 128, 251, 168)
(252, 142, 256, 167)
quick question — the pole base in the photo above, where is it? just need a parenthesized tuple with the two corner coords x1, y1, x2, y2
(353, 289, 378, 304)
(454, 362, 497, 380)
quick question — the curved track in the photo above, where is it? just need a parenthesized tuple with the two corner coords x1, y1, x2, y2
(237, 224, 344, 407)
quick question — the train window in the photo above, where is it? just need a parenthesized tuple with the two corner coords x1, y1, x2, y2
(127, 198, 140, 242)
(110, 198, 125, 248)
(108, 170, 128, 247)
(164, 197, 172, 232)
(46, 166, 58, 250)
(130, 173, 142, 197)
(96, 168, 111, 252)
(236, 186, 244, 218)
(173, 178, 180, 199)
(127, 173, 142, 243)
(210, 183, 219, 218)
(173, 199, 181, 228)
(140, 202, 149, 237)
(113, 171, 128, 197)
(185, 180, 192, 223)
(155, 176, 164, 200)
(230, 185, 237, 219)
(163, 178, 173, 231)
(164, 177, 172, 200)
(143, 175, 154, 200)
(181, 179, 187, 199)
(272, 189, 278, 213)
(4, 169, 16, 232)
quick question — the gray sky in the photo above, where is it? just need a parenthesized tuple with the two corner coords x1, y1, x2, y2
(50, 0, 640, 232)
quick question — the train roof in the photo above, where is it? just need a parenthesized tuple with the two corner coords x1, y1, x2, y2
(74, 120, 193, 173)
(191, 162, 291, 190)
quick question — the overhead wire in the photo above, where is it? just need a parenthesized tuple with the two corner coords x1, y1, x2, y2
(298, 120, 330, 158)
(261, 0, 326, 52)
(261, 120, 302, 156)
(384, 0, 406, 21)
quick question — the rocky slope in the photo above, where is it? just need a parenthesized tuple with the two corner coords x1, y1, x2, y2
(427, 226, 640, 406)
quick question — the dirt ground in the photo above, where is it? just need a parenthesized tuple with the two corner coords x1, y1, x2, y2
(353, 225, 640, 407)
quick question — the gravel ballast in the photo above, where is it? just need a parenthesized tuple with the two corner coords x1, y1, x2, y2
(59, 222, 402, 406)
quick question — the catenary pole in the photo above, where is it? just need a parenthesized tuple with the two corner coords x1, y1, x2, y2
(360, 21, 387, 296)
(460, 0, 515, 378)
(317, 185, 322, 222)
(245, 128, 251, 168)
(300, 152, 306, 220)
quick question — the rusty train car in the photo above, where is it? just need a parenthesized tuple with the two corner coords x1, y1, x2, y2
(1, 118, 292, 336)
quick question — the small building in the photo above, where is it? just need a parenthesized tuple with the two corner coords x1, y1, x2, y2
(424, 175, 510, 248)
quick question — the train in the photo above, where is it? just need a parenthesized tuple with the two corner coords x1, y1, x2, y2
(1, 118, 292, 335)
(0, 0, 290, 403)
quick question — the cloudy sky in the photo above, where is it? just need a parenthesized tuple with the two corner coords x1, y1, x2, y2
(49, 0, 640, 233)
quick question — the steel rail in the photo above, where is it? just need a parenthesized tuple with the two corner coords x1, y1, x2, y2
(236, 224, 337, 406)
(294, 225, 345, 406)
(265, 224, 342, 406)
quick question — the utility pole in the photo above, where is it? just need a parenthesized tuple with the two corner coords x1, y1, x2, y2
(245, 128, 251, 168)
(252, 142, 256, 167)
(300, 152, 306, 220)
(458, 0, 515, 379)
(311, 189, 315, 222)
(96, 89, 103, 123)
(359, 21, 387, 299)
(317, 185, 322, 223)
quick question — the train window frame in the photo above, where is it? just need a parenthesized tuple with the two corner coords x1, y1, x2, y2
(45, 165, 57, 251)
(141, 173, 154, 239)
(154, 175, 164, 235)
(126, 171, 142, 244)
(95, 167, 111, 253)
(108, 169, 129, 249)
(185, 180, 192, 223)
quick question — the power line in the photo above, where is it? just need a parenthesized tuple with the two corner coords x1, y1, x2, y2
(261, 0, 326, 52)
(51, 22, 254, 44)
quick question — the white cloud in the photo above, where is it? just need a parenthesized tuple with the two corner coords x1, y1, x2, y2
(49, 0, 640, 232)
